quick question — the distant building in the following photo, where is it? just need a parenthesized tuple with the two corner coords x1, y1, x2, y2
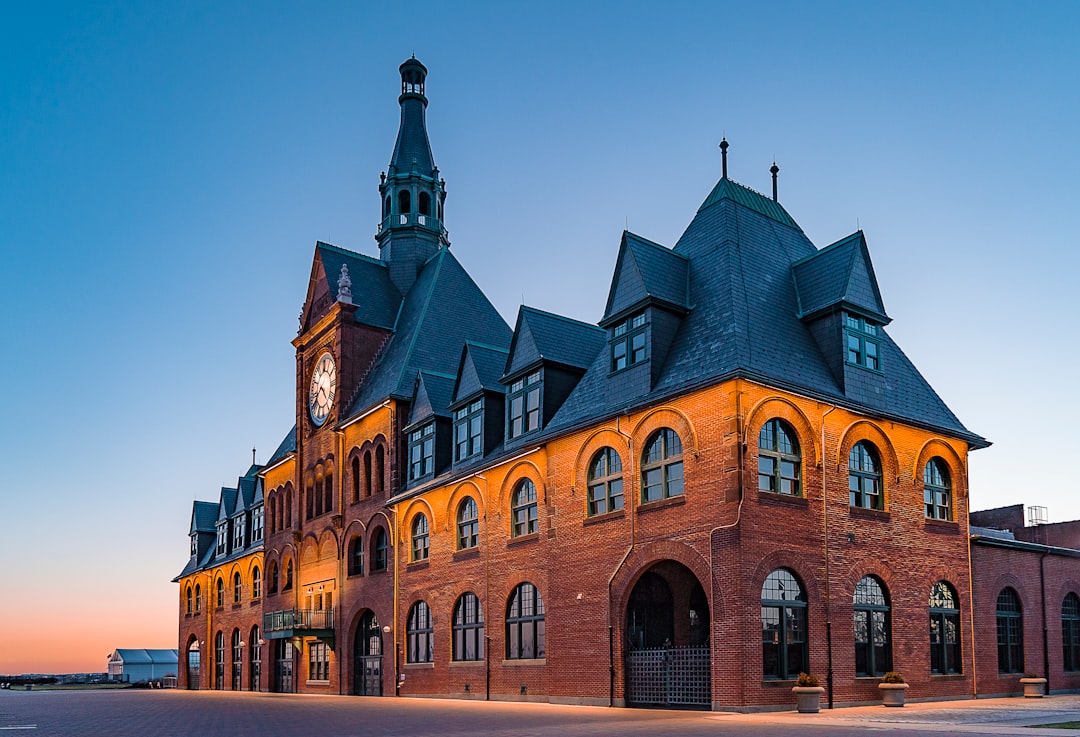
(107, 649, 178, 683)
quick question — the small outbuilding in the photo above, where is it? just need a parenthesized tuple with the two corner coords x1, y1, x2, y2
(107, 649, 178, 683)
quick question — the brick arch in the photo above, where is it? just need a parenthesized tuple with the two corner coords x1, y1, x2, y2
(749, 551, 823, 608)
(610, 540, 712, 616)
(572, 428, 632, 488)
(1055, 580, 1080, 611)
(498, 459, 546, 514)
(445, 480, 485, 533)
(401, 498, 436, 548)
(245, 557, 261, 582)
(836, 421, 900, 480)
(745, 395, 821, 465)
(632, 406, 698, 456)
(991, 574, 1032, 611)
(499, 569, 547, 612)
(299, 534, 320, 566)
(914, 439, 967, 499)
(838, 561, 899, 604)
(367, 510, 395, 546)
(318, 528, 340, 560)
(342, 518, 368, 540)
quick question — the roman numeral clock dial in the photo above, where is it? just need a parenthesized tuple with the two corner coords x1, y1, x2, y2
(308, 351, 337, 426)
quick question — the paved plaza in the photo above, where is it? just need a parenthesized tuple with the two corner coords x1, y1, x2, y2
(5, 690, 1080, 737)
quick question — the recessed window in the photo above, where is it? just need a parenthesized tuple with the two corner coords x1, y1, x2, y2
(190, 535, 197, 557)
(268, 562, 278, 595)
(407, 601, 433, 663)
(511, 479, 538, 537)
(216, 577, 225, 608)
(185, 586, 192, 615)
(284, 560, 293, 591)
(761, 568, 807, 680)
(997, 587, 1024, 674)
(454, 399, 484, 461)
(231, 629, 243, 691)
(849, 441, 883, 510)
(252, 567, 261, 599)
(452, 592, 485, 662)
(587, 448, 624, 516)
(1063, 594, 1080, 672)
(411, 514, 430, 562)
(845, 314, 880, 370)
(233, 572, 242, 604)
(924, 457, 952, 520)
(309, 641, 329, 682)
(233, 515, 245, 550)
(217, 523, 228, 555)
(349, 536, 364, 576)
(506, 583, 545, 660)
(641, 428, 684, 503)
(214, 631, 225, 690)
(372, 528, 388, 572)
(457, 497, 479, 550)
(611, 313, 647, 371)
(252, 506, 264, 542)
(508, 371, 542, 439)
(929, 581, 961, 674)
(854, 575, 891, 677)
(758, 419, 801, 496)
(408, 424, 435, 481)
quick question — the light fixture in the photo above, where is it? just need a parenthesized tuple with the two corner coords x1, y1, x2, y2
(382, 625, 391, 633)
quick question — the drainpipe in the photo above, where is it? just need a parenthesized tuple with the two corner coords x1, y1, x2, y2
(607, 415, 635, 707)
(1041, 552, 1050, 692)
(966, 505, 978, 698)
(820, 404, 837, 710)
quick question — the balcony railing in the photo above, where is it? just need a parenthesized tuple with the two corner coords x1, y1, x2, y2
(263, 608, 334, 633)
(377, 213, 443, 234)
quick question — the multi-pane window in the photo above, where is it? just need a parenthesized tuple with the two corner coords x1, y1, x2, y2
(214, 631, 225, 690)
(216, 577, 225, 608)
(268, 563, 278, 594)
(233, 572, 242, 604)
(186, 586, 192, 614)
(997, 587, 1024, 673)
(758, 419, 801, 496)
(854, 576, 891, 677)
(284, 560, 293, 590)
(457, 497, 479, 550)
(349, 536, 364, 576)
(250, 625, 261, 691)
(372, 528, 388, 571)
(308, 641, 329, 682)
(845, 314, 880, 370)
(641, 428, 684, 502)
(611, 312, 647, 371)
(1063, 594, 1080, 672)
(190, 534, 197, 557)
(929, 581, 962, 674)
(408, 423, 435, 481)
(924, 458, 952, 520)
(233, 515, 245, 549)
(217, 523, 228, 555)
(508, 371, 542, 439)
(587, 448, 624, 516)
(407, 601, 434, 663)
(411, 514, 430, 562)
(231, 629, 243, 691)
(454, 399, 484, 461)
(511, 479, 538, 537)
(452, 592, 485, 662)
(195, 584, 202, 612)
(761, 568, 807, 680)
(252, 505, 264, 542)
(252, 567, 261, 599)
(849, 441, 883, 510)
(506, 583, 545, 660)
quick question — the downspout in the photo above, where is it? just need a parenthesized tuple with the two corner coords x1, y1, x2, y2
(966, 500, 978, 697)
(1041, 552, 1050, 692)
(336, 427, 345, 694)
(607, 415, 635, 707)
(820, 404, 837, 710)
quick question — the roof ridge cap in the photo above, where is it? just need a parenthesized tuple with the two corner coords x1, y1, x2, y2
(464, 340, 510, 354)
(521, 305, 603, 331)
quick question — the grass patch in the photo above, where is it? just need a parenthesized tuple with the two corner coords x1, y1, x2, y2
(1029, 722, 1080, 729)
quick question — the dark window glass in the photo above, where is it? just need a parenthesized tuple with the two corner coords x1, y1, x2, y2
(929, 581, 962, 674)
(610, 312, 648, 371)
(761, 568, 807, 679)
(349, 536, 364, 576)
(186, 586, 192, 614)
(511, 479, 538, 537)
(252, 567, 261, 599)
(233, 573, 242, 604)
(457, 497, 479, 549)
(854, 576, 891, 676)
(641, 429, 684, 502)
(845, 314, 881, 370)
(214, 631, 225, 690)
(924, 457, 952, 520)
(408, 424, 435, 481)
(996, 587, 1024, 673)
(232, 629, 243, 690)
(587, 447, 624, 516)
(216, 577, 225, 608)
(308, 641, 329, 681)
(411, 514, 429, 562)
(758, 419, 801, 496)
(508, 371, 542, 439)
(506, 583, 545, 660)
(452, 592, 485, 662)
(372, 528, 388, 571)
(1063, 594, 1080, 672)
(454, 399, 484, 462)
(849, 441, 883, 510)
(407, 601, 433, 663)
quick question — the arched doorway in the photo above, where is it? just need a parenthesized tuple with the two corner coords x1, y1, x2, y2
(273, 640, 294, 693)
(353, 611, 383, 696)
(625, 561, 710, 708)
(186, 637, 200, 690)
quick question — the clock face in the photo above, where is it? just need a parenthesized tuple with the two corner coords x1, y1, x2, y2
(308, 352, 337, 426)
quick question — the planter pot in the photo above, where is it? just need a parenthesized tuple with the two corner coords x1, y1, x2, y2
(1020, 677, 1047, 698)
(792, 686, 825, 713)
(878, 682, 909, 707)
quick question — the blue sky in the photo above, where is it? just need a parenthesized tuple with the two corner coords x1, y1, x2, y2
(1, 1, 1078, 672)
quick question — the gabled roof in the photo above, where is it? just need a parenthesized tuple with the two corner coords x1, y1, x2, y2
(190, 501, 217, 535)
(792, 231, 889, 323)
(504, 306, 606, 379)
(266, 426, 296, 467)
(408, 371, 456, 426)
(345, 248, 512, 416)
(236, 473, 258, 512)
(697, 177, 800, 230)
(453, 342, 511, 404)
(602, 231, 690, 322)
(112, 649, 178, 665)
(301, 242, 401, 332)
(216, 488, 238, 523)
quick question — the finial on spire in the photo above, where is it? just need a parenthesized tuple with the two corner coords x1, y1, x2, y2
(770, 162, 779, 202)
(252, 447, 256, 466)
(337, 264, 353, 304)
(719, 138, 729, 179)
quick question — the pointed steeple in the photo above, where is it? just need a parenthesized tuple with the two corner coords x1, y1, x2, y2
(377, 56, 448, 296)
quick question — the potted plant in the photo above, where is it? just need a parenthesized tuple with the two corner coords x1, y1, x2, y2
(878, 671, 909, 707)
(792, 672, 825, 713)
(1019, 672, 1047, 698)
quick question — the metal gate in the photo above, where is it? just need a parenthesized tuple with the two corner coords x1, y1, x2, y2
(626, 646, 711, 707)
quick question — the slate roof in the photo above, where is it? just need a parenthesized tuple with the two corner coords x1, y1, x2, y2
(390, 86, 436, 175)
(603, 231, 690, 322)
(316, 242, 401, 326)
(698, 177, 799, 229)
(504, 306, 606, 378)
(792, 231, 889, 322)
(453, 342, 511, 404)
(190, 501, 217, 535)
(408, 371, 457, 426)
(266, 426, 296, 467)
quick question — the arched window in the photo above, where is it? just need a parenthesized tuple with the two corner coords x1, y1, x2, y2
(997, 587, 1024, 673)
(411, 514, 429, 561)
(641, 428, 684, 502)
(186, 586, 192, 614)
(1063, 593, 1080, 672)
(216, 577, 225, 608)
(406, 601, 433, 663)
(372, 527, 388, 571)
(854, 575, 891, 676)
(761, 568, 807, 679)
(511, 479, 538, 537)
(323, 466, 333, 514)
(452, 592, 485, 661)
(284, 560, 293, 591)
(252, 567, 261, 600)
(849, 441, 883, 510)
(250, 625, 261, 692)
(194, 584, 202, 613)
(924, 457, 952, 520)
(305, 478, 315, 520)
(383, 194, 391, 217)
(398, 189, 411, 215)
(268, 496, 276, 534)
(418, 191, 431, 216)
(587, 447, 623, 516)
(758, 419, 801, 496)
(929, 581, 962, 674)
(214, 631, 225, 690)
(187, 638, 200, 690)
(268, 562, 279, 595)
(231, 628, 243, 691)
(233, 572, 242, 604)
(506, 582, 545, 660)
(349, 536, 364, 576)
(351, 456, 360, 502)
(375, 446, 385, 495)
(457, 497, 479, 550)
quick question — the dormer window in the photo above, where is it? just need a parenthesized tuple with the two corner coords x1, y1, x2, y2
(233, 515, 245, 550)
(508, 371, 542, 439)
(845, 314, 880, 370)
(611, 313, 647, 371)
(252, 505, 264, 542)
(216, 523, 228, 555)
(455, 399, 484, 461)
(190, 534, 197, 557)
(408, 423, 435, 481)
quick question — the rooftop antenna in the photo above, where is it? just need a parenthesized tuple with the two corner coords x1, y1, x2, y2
(770, 162, 779, 202)
(719, 138, 729, 179)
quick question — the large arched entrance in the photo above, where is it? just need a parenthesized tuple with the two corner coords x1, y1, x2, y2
(186, 637, 200, 690)
(624, 561, 710, 708)
(353, 610, 383, 696)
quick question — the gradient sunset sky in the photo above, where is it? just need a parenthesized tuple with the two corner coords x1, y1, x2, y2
(2, 2, 1078, 674)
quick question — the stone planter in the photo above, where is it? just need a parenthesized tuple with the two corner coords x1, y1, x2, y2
(792, 686, 825, 713)
(878, 682, 909, 707)
(1020, 677, 1047, 698)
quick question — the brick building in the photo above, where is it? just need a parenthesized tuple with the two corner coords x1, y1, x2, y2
(175, 58, 1073, 709)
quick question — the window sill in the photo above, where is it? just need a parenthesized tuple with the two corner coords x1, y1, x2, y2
(508, 532, 539, 547)
(449, 660, 485, 668)
(370, 567, 388, 575)
(924, 518, 959, 534)
(452, 548, 481, 562)
(849, 506, 890, 521)
(638, 495, 686, 514)
(584, 509, 625, 526)
(347, 571, 364, 578)
(407, 560, 430, 570)
(761, 679, 796, 687)
(404, 662, 435, 669)
(501, 658, 546, 667)
(756, 491, 808, 509)
(930, 673, 965, 680)
(305, 680, 330, 686)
